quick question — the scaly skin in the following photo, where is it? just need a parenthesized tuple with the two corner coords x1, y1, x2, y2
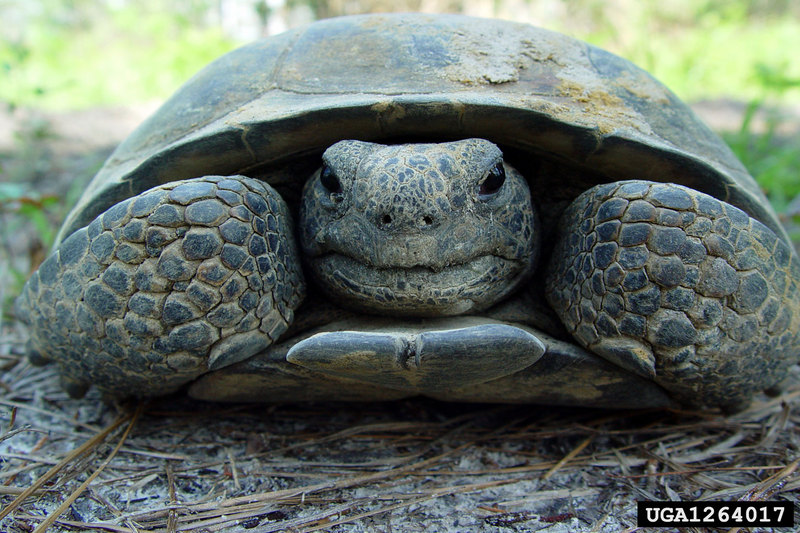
(299, 139, 538, 316)
(15, 175, 305, 398)
(546, 180, 800, 409)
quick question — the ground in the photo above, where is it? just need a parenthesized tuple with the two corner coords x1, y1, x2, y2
(0, 102, 798, 532)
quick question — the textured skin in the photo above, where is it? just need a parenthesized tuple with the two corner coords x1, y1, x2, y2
(299, 139, 537, 316)
(546, 181, 800, 408)
(16, 176, 305, 397)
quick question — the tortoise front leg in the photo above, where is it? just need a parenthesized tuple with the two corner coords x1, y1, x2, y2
(15, 176, 305, 398)
(546, 180, 800, 410)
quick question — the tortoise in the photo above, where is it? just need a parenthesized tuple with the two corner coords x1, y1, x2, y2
(15, 13, 800, 411)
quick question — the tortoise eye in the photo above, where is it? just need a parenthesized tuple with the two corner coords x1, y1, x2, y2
(479, 162, 506, 197)
(320, 164, 342, 194)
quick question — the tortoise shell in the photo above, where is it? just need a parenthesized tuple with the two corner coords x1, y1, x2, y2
(58, 13, 783, 249)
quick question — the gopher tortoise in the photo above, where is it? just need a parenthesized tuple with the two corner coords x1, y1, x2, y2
(16, 14, 800, 411)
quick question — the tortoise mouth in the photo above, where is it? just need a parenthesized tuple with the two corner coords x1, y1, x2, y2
(308, 252, 528, 316)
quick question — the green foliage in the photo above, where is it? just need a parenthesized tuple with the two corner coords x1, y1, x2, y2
(553, 0, 800, 223)
(0, 114, 96, 309)
(556, 0, 800, 104)
(723, 103, 800, 213)
(3, 0, 800, 109)
(0, 183, 60, 250)
(0, 181, 61, 312)
(1, 0, 238, 109)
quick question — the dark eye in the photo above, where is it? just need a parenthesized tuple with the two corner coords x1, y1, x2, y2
(479, 162, 506, 197)
(320, 164, 342, 194)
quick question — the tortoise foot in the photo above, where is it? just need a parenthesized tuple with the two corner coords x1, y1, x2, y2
(15, 175, 305, 398)
(60, 375, 90, 399)
(26, 343, 50, 367)
(764, 377, 792, 397)
(546, 180, 800, 409)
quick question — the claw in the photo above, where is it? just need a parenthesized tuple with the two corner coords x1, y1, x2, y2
(764, 378, 791, 398)
(60, 375, 89, 399)
(27, 344, 50, 367)
(591, 338, 656, 380)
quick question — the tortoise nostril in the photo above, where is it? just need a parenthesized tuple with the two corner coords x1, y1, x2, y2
(377, 212, 435, 229)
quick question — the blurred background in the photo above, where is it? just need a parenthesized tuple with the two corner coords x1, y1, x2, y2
(1, 0, 800, 313)
(3, 0, 800, 109)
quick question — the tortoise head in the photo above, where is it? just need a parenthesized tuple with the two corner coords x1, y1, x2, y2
(299, 138, 539, 316)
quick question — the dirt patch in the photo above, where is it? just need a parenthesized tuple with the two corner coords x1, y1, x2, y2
(691, 99, 800, 137)
(0, 103, 159, 156)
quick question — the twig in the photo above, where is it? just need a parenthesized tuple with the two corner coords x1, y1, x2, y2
(165, 461, 178, 533)
(0, 411, 131, 520)
(739, 458, 799, 500)
(124, 441, 474, 525)
(543, 435, 593, 480)
(12, 514, 137, 533)
(0, 486, 38, 495)
(226, 447, 241, 491)
(295, 478, 521, 533)
(294, 495, 434, 533)
(6, 406, 16, 430)
(32, 403, 142, 533)
(0, 398, 100, 431)
(0, 424, 34, 444)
